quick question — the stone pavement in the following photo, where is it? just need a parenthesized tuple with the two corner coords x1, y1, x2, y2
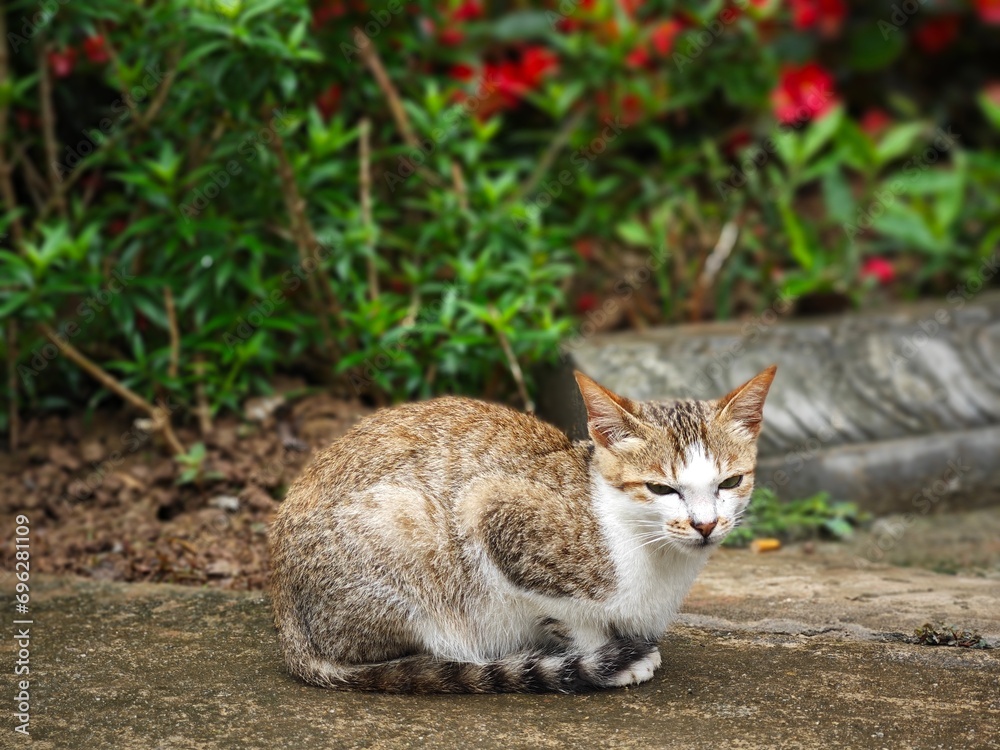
(5, 545, 999, 750)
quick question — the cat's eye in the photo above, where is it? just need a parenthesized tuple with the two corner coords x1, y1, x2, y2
(719, 475, 743, 490)
(646, 483, 678, 496)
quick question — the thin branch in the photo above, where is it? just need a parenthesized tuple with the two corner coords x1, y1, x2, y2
(7, 319, 19, 452)
(38, 323, 186, 456)
(14, 145, 48, 210)
(690, 220, 739, 323)
(37, 40, 67, 219)
(0, 11, 24, 245)
(355, 31, 446, 189)
(1, 14, 23, 451)
(138, 49, 180, 131)
(267, 126, 342, 358)
(489, 307, 534, 414)
(359, 118, 379, 302)
(35, 55, 180, 223)
(95, 21, 139, 120)
(514, 107, 587, 202)
(164, 286, 180, 379)
(451, 160, 469, 212)
(193, 355, 213, 438)
(355, 30, 418, 147)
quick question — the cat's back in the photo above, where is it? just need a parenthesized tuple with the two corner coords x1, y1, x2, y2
(283, 397, 583, 512)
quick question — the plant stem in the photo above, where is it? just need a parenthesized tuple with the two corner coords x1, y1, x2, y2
(164, 286, 180, 379)
(359, 117, 379, 302)
(37, 323, 186, 456)
(37, 40, 67, 219)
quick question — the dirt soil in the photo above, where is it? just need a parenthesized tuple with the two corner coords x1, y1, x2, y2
(0, 388, 372, 590)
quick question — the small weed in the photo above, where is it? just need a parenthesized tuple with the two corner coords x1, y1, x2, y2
(913, 623, 990, 649)
(174, 442, 224, 487)
(725, 488, 869, 547)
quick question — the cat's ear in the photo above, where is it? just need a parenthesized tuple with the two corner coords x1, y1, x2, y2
(574, 372, 643, 448)
(716, 365, 777, 438)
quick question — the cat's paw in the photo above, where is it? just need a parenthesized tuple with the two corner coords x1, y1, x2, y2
(606, 648, 661, 687)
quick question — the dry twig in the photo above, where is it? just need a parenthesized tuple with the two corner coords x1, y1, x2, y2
(489, 307, 534, 414)
(355, 31, 446, 189)
(267, 126, 342, 358)
(37, 41, 67, 218)
(38, 323, 186, 456)
(164, 286, 180, 379)
(359, 118, 379, 301)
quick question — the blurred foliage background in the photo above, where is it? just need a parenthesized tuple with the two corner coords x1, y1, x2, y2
(2, 0, 1000, 449)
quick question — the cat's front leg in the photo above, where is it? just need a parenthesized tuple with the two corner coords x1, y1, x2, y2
(580, 634, 662, 688)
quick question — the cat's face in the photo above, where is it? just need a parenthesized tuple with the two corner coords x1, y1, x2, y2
(576, 366, 777, 552)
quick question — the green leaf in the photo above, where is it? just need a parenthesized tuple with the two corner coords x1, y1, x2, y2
(800, 105, 844, 165)
(778, 201, 813, 269)
(848, 24, 905, 72)
(616, 220, 652, 246)
(875, 123, 925, 166)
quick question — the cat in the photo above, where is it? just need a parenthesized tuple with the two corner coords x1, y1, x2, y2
(269, 365, 776, 693)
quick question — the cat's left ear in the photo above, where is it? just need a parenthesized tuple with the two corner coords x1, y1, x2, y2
(574, 372, 643, 449)
(715, 365, 777, 438)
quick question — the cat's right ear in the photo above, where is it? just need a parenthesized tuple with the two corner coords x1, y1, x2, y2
(574, 372, 643, 449)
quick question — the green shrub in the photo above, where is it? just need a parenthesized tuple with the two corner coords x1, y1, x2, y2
(1, 0, 998, 438)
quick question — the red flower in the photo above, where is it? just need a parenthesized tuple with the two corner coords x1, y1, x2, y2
(449, 63, 476, 82)
(618, 0, 643, 17)
(312, 0, 347, 28)
(315, 83, 341, 120)
(860, 257, 894, 285)
(575, 292, 600, 315)
(789, 0, 846, 35)
(48, 47, 78, 78)
(82, 35, 110, 64)
(439, 26, 464, 45)
(625, 43, 650, 68)
(451, 0, 483, 21)
(650, 20, 682, 56)
(913, 15, 960, 54)
(771, 63, 837, 125)
(519, 46, 559, 86)
(975, 0, 1000, 24)
(860, 108, 892, 138)
(597, 90, 644, 127)
(724, 128, 752, 157)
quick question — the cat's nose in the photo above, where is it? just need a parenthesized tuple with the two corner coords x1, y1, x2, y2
(690, 520, 717, 538)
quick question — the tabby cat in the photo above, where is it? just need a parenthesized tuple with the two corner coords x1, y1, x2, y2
(269, 366, 776, 693)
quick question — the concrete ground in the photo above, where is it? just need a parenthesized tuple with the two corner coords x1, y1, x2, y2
(6, 536, 999, 750)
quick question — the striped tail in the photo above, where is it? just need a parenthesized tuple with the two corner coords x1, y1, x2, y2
(287, 636, 659, 694)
